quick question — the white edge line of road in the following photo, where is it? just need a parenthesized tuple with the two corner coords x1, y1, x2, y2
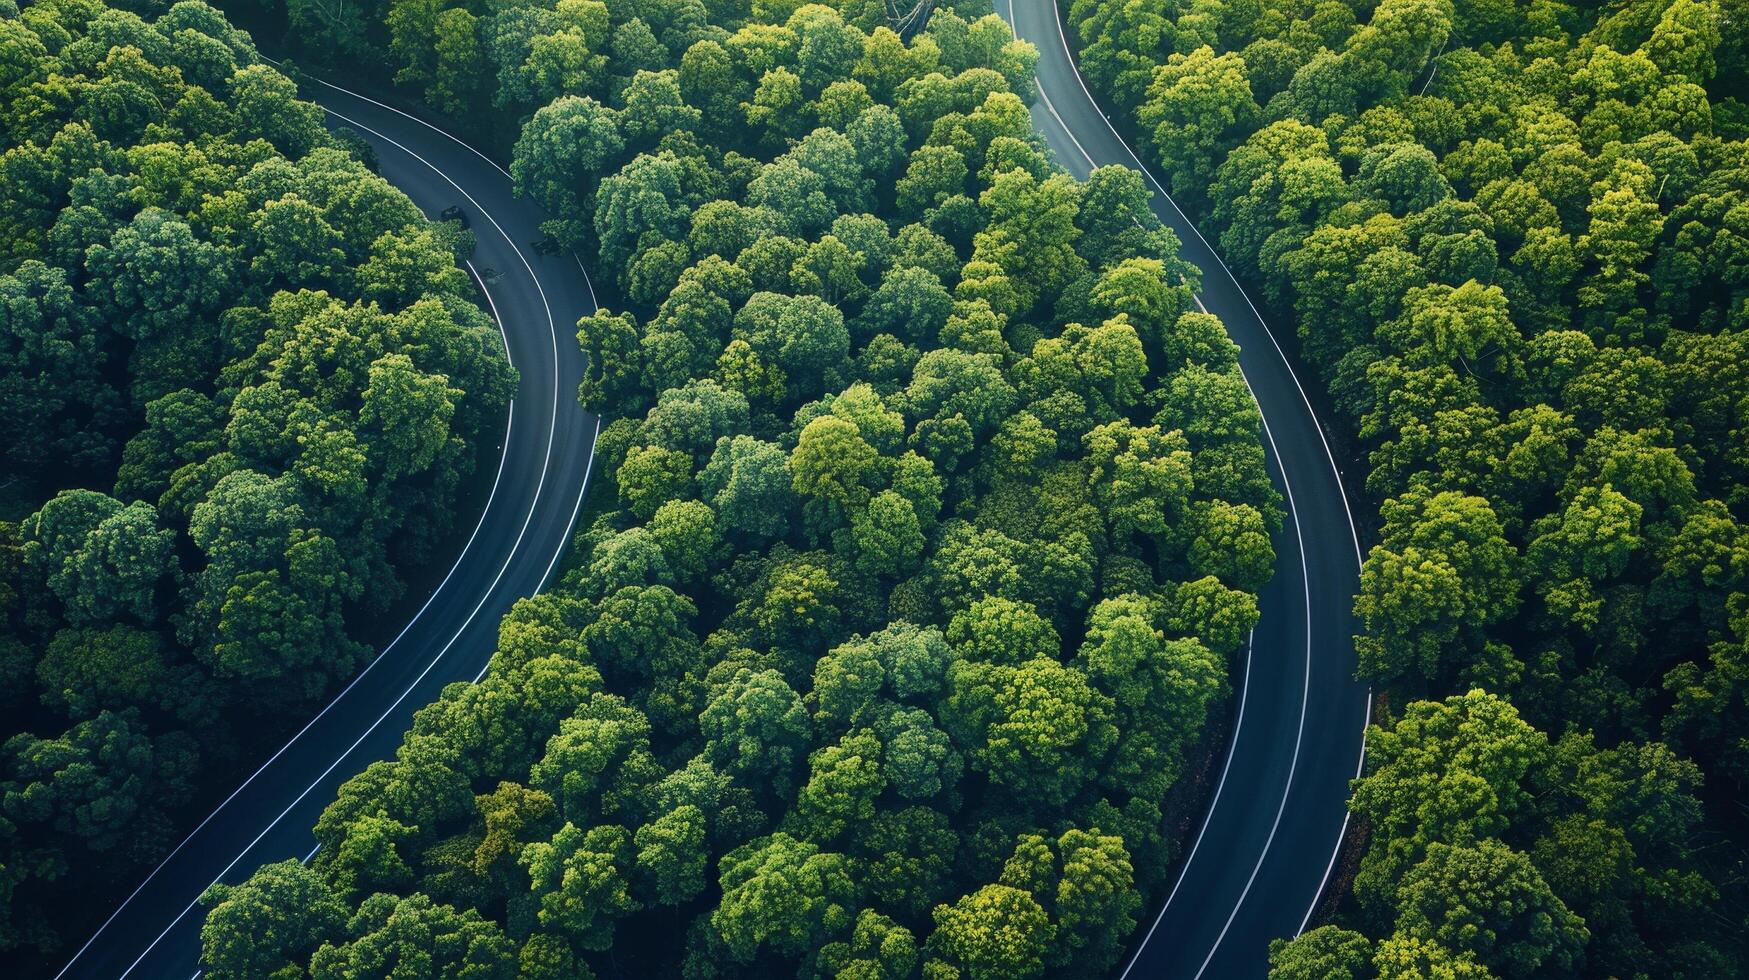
(1186, 301, 1314, 980)
(270, 64, 610, 688)
(183, 61, 612, 980)
(262, 55, 601, 309)
(106, 96, 569, 980)
(469, 257, 516, 355)
(994, 10, 1316, 975)
(1130, 287, 1313, 980)
(1008, 0, 1376, 960)
(183, 420, 601, 980)
(56, 70, 580, 979)
(73, 347, 514, 980)
(993, 16, 1306, 975)
(291, 64, 606, 688)
(110, 95, 566, 979)
(163, 57, 612, 980)
(477, 411, 602, 688)
(179, 418, 603, 980)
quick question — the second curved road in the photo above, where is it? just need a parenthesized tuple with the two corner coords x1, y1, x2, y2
(997, 0, 1373, 976)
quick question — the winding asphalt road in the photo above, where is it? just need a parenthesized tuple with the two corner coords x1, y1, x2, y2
(53, 72, 600, 979)
(996, 1, 1373, 976)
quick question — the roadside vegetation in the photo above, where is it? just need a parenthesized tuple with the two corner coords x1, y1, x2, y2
(191, 0, 1285, 976)
(1067, 0, 1749, 973)
(0, 0, 513, 966)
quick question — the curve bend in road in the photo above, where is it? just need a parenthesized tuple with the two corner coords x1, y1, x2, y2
(996, 1, 1373, 976)
(53, 73, 601, 980)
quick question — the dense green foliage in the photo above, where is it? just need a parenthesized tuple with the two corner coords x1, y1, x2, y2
(1068, 0, 1749, 972)
(0, 0, 512, 963)
(196, 0, 1284, 975)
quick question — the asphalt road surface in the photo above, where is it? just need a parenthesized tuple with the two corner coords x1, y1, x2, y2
(53, 73, 600, 979)
(995, 1, 1374, 976)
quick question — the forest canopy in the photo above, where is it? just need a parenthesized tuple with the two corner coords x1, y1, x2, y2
(0, 0, 513, 965)
(1067, 0, 1749, 973)
(190, 0, 1286, 976)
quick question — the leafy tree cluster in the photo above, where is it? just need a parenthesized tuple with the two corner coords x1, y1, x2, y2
(1069, 0, 1749, 972)
(1274, 690, 1711, 979)
(197, 0, 1284, 976)
(0, 0, 513, 964)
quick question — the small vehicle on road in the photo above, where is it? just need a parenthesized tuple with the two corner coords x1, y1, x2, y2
(439, 205, 469, 228)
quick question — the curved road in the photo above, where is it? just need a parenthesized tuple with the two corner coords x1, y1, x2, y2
(54, 73, 600, 979)
(997, 1, 1372, 976)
